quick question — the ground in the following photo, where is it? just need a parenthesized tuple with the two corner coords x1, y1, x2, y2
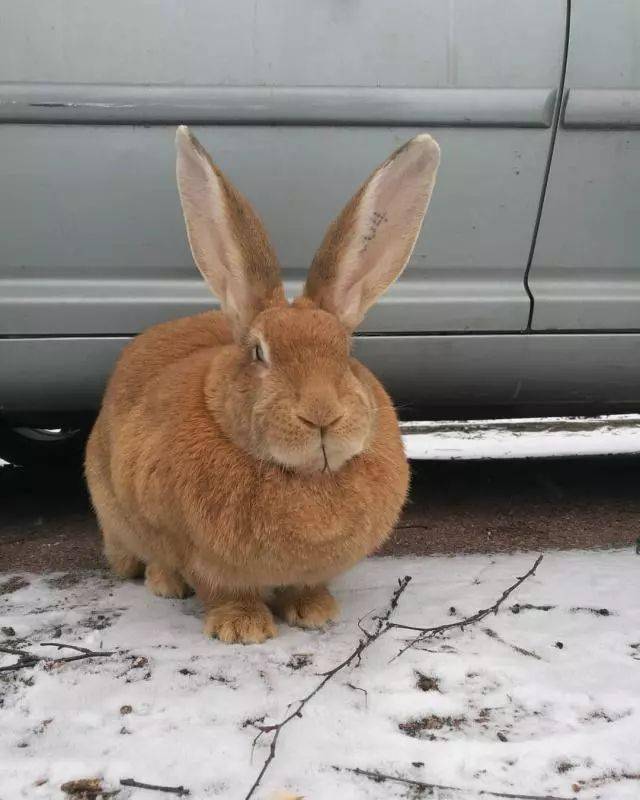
(1, 457, 639, 572)
(1, 455, 640, 799)
(1, 550, 639, 799)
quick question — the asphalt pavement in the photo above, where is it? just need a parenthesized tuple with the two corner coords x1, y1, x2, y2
(2, 455, 638, 574)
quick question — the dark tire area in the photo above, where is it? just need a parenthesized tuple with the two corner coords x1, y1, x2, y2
(0, 422, 90, 469)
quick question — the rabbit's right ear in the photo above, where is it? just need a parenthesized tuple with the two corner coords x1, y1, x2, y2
(304, 135, 440, 331)
(176, 126, 285, 340)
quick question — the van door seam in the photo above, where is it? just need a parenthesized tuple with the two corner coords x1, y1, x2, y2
(523, 0, 572, 331)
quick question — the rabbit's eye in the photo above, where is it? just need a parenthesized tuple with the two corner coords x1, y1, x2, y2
(253, 343, 266, 363)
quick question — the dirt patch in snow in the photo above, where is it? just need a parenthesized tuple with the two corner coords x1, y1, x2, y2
(415, 672, 440, 692)
(286, 653, 313, 671)
(571, 605, 614, 616)
(46, 573, 82, 590)
(0, 576, 29, 595)
(399, 714, 466, 738)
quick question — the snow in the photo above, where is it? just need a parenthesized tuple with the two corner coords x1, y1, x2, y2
(1, 549, 639, 800)
(401, 414, 640, 460)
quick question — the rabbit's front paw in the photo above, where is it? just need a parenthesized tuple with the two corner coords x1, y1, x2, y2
(204, 600, 277, 644)
(273, 585, 339, 630)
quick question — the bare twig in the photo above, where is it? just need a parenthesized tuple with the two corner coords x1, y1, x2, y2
(120, 778, 189, 796)
(389, 555, 543, 660)
(483, 628, 543, 660)
(342, 767, 576, 800)
(0, 646, 40, 672)
(510, 603, 555, 614)
(243, 556, 543, 797)
(577, 770, 640, 789)
(41, 642, 105, 655)
(0, 642, 114, 672)
(243, 576, 412, 800)
(45, 652, 115, 667)
(345, 682, 368, 708)
(0, 646, 34, 658)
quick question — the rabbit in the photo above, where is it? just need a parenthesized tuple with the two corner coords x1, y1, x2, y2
(85, 126, 440, 644)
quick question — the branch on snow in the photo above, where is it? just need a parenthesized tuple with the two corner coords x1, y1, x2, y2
(242, 576, 412, 800)
(120, 778, 190, 796)
(340, 766, 577, 800)
(243, 555, 543, 798)
(483, 627, 543, 660)
(0, 642, 114, 672)
(389, 554, 543, 660)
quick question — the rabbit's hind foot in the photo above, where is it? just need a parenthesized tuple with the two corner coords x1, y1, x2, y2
(104, 539, 144, 580)
(145, 562, 193, 599)
(272, 585, 339, 629)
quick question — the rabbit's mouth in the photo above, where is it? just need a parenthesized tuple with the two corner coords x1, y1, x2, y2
(265, 430, 367, 475)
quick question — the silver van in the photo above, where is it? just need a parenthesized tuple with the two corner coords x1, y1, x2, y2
(1, 0, 639, 465)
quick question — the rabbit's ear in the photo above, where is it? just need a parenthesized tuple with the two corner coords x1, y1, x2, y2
(304, 135, 440, 331)
(176, 126, 285, 340)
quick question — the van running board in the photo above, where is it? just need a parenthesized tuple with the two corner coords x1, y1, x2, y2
(400, 414, 640, 461)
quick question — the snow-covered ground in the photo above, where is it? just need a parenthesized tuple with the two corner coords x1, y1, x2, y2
(1, 550, 639, 800)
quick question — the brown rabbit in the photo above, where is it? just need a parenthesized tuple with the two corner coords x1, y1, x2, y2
(85, 126, 440, 644)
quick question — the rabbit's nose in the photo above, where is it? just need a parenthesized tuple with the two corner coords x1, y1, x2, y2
(297, 380, 344, 431)
(297, 410, 344, 431)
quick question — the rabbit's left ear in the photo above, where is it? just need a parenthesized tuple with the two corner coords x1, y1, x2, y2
(176, 126, 284, 341)
(304, 135, 440, 331)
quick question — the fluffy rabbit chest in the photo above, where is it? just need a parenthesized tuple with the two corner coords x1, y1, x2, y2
(188, 450, 408, 588)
